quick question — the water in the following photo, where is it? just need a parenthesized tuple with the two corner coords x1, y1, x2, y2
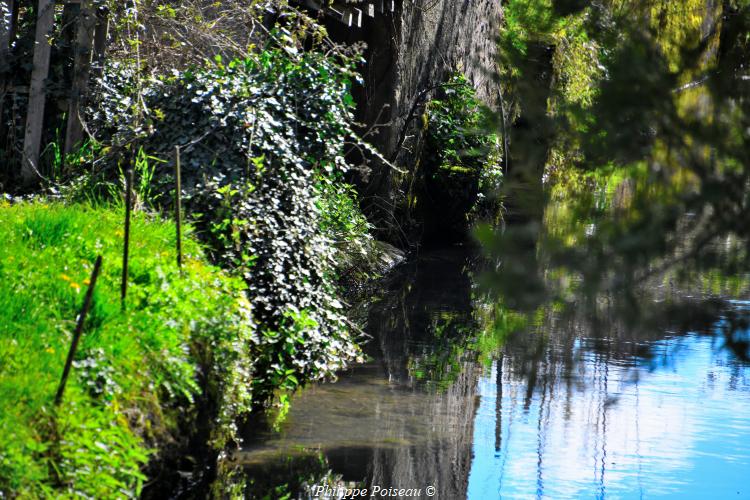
(218, 248, 750, 499)
(470, 333, 750, 499)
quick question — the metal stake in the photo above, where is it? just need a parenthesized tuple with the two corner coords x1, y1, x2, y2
(121, 166, 134, 308)
(174, 146, 183, 270)
(55, 255, 103, 406)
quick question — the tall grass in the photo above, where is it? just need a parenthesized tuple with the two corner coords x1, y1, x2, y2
(0, 201, 254, 497)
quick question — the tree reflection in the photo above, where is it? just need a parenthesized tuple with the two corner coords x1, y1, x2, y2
(214, 249, 485, 499)
(482, 0, 750, 364)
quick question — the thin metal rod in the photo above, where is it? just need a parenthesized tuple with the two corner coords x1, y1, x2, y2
(174, 145, 183, 270)
(55, 255, 103, 406)
(121, 166, 133, 308)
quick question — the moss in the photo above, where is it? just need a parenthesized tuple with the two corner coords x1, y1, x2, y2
(438, 165, 475, 175)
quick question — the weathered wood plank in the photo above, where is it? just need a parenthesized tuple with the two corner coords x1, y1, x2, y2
(295, 0, 381, 28)
(91, 5, 108, 78)
(22, 0, 56, 184)
(0, 1, 14, 57)
(64, 0, 97, 156)
(0, 0, 16, 141)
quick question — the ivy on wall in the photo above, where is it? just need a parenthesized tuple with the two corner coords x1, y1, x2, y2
(88, 43, 378, 404)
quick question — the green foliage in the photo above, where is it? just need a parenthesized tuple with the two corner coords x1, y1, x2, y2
(426, 74, 498, 175)
(88, 43, 371, 404)
(0, 202, 254, 497)
(500, 0, 604, 176)
(315, 178, 375, 277)
(501, 0, 560, 57)
(316, 180, 372, 253)
(420, 73, 502, 230)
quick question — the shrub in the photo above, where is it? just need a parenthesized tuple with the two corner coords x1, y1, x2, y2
(87, 44, 373, 403)
(418, 73, 502, 238)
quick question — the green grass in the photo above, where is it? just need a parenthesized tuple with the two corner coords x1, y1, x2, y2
(0, 201, 254, 498)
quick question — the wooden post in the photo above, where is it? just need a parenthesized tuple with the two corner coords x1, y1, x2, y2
(8, 0, 16, 42)
(54, 255, 102, 406)
(21, 0, 56, 185)
(64, 0, 97, 157)
(0, 0, 16, 143)
(121, 167, 133, 309)
(174, 146, 183, 270)
(0, 1, 15, 63)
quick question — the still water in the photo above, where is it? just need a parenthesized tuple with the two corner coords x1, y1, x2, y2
(222, 248, 750, 499)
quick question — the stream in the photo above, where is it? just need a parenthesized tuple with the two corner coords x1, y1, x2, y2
(210, 245, 750, 499)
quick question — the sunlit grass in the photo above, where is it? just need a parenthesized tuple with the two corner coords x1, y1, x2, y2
(0, 201, 251, 497)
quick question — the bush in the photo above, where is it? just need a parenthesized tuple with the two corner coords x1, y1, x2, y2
(86, 44, 374, 403)
(417, 73, 502, 238)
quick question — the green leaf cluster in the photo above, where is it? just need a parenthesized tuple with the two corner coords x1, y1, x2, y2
(87, 42, 370, 406)
(422, 73, 502, 227)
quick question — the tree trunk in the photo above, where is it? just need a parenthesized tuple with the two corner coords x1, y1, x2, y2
(91, 5, 108, 79)
(64, 0, 96, 157)
(21, 0, 56, 185)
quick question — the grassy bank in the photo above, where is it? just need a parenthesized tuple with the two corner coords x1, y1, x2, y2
(0, 201, 254, 497)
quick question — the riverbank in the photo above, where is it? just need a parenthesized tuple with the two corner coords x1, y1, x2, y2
(0, 198, 408, 497)
(0, 201, 255, 497)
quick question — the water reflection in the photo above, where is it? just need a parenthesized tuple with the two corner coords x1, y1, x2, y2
(211, 249, 750, 499)
(471, 324, 750, 499)
(198, 4, 750, 496)
(223, 249, 481, 499)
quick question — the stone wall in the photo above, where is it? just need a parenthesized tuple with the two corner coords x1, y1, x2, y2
(324, 0, 503, 246)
